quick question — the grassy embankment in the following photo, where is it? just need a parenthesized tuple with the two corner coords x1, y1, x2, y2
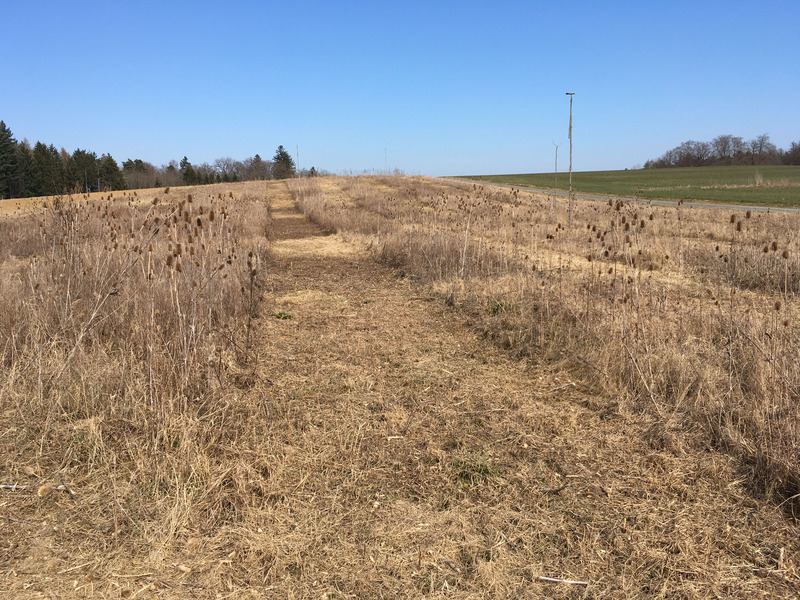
(460, 165, 800, 206)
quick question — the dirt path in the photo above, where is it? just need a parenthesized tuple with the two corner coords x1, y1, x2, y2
(241, 184, 798, 598)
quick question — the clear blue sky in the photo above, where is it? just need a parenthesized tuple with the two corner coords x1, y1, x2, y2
(3, 0, 798, 176)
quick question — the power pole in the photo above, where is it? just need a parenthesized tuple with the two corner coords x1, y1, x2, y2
(552, 140, 561, 210)
(565, 92, 575, 229)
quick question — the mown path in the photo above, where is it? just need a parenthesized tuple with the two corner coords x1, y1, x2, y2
(242, 184, 799, 598)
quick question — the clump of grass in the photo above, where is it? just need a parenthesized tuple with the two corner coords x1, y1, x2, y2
(487, 299, 511, 315)
(452, 451, 499, 484)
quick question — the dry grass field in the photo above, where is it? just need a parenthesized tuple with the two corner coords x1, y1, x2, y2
(1, 177, 800, 598)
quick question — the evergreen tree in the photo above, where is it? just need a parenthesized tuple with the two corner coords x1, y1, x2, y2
(246, 154, 271, 180)
(0, 120, 18, 199)
(72, 148, 98, 192)
(271, 145, 296, 180)
(99, 154, 125, 190)
(59, 148, 76, 192)
(14, 141, 36, 198)
(32, 142, 63, 195)
(180, 156, 197, 185)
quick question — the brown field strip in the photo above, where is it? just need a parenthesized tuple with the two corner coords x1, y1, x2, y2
(1, 180, 798, 598)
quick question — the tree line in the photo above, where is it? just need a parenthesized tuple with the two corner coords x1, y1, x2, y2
(0, 121, 321, 199)
(644, 133, 800, 169)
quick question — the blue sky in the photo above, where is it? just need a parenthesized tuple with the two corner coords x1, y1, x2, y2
(2, 0, 798, 176)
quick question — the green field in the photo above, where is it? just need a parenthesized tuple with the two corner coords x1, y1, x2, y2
(459, 165, 800, 207)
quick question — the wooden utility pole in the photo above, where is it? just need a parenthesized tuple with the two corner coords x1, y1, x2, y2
(566, 92, 575, 229)
(552, 140, 561, 210)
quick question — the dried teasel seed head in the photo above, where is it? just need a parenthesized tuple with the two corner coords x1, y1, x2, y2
(730, 214, 736, 224)
(772, 241, 778, 251)
(176, 261, 182, 273)
(736, 221, 742, 232)
(775, 300, 782, 311)
(166, 255, 173, 267)
(782, 250, 790, 259)
(746, 210, 752, 219)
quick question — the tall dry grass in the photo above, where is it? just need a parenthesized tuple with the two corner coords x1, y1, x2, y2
(0, 182, 273, 554)
(294, 175, 800, 510)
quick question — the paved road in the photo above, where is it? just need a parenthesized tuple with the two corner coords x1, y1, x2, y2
(445, 178, 800, 214)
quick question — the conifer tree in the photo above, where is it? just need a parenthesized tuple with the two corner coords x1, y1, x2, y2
(15, 141, 36, 198)
(0, 120, 18, 199)
(271, 145, 296, 180)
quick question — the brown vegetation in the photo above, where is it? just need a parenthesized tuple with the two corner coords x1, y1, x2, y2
(295, 176, 800, 508)
(1, 177, 799, 598)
